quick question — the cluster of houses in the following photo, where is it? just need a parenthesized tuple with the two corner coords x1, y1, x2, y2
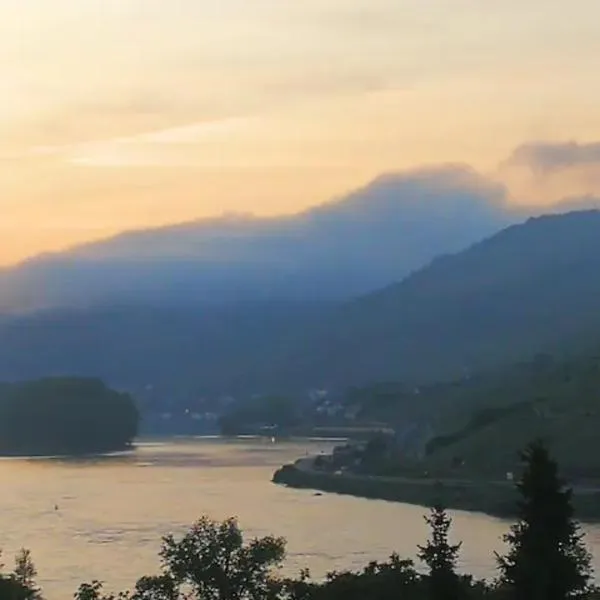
(311, 421, 438, 476)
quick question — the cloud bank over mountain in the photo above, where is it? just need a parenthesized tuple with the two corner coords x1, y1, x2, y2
(0, 163, 510, 312)
(1, 140, 600, 313)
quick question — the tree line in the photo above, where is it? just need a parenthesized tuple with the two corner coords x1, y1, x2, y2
(0, 378, 138, 456)
(1, 440, 597, 600)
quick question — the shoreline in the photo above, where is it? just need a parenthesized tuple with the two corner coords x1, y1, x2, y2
(0, 442, 135, 460)
(272, 458, 600, 523)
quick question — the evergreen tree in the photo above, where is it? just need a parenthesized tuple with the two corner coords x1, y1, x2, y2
(497, 440, 592, 600)
(13, 549, 38, 598)
(0, 549, 40, 600)
(418, 504, 463, 600)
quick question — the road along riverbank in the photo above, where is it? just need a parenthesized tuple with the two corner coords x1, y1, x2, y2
(272, 457, 600, 522)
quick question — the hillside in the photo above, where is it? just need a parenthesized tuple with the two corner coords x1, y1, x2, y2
(273, 349, 600, 519)
(0, 167, 510, 312)
(272, 210, 600, 388)
(0, 210, 600, 403)
(419, 351, 600, 479)
(0, 304, 324, 396)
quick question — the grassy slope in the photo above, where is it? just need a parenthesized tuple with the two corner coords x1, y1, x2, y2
(422, 354, 600, 479)
(271, 351, 600, 518)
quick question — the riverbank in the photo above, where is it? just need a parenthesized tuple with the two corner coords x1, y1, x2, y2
(272, 458, 600, 522)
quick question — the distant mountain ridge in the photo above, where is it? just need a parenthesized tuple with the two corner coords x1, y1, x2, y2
(0, 166, 512, 312)
(1, 210, 600, 402)
(271, 210, 600, 388)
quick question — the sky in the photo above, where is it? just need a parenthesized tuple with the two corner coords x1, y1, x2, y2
(2, 0, 600, 265)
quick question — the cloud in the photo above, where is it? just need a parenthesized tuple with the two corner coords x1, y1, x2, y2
(0, 160, 516, 313)
(20, 70, 402, 168)
(28, 116, 259, 167)
(549, 195, 600, 213)
(505, 141, 600, 175)
(0, 1, 416, 156)
(497, 140, 600, 206)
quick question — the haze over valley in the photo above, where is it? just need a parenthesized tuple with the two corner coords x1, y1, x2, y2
(1, 199, 600, 400)
(3, 3, 600, 598)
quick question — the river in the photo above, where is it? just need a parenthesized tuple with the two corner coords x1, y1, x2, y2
(1, 437, 599, 599)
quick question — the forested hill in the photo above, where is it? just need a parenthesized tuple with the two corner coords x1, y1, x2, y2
(0, 211, 600, 398)
(0, 378, 139, 456)
(421, 350, 600, 479)
(271, 210, 600, 388)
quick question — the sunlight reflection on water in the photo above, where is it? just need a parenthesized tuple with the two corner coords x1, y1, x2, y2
(0, 438, 598, 599)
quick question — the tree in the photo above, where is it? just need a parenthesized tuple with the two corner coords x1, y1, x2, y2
(315, 555, 419, 600)
(130, 575, 179, 600)
(496, 440, 592, 600)
(0, 378, 138, 456)
(159, 516, 286, 600)
(418, 504, 463, 600)
(0, 549, 41, 600)
(13, 549, 40, 600)
(0, 577, 32, 600)
(74, 580, 130, 600)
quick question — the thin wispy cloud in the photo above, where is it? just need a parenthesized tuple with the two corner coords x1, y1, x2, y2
(505, 141, 600, 175)
(499, 141, 600, 205)
(32, 116, 259, 160)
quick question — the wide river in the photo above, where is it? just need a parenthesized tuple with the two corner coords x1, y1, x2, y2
(1, 437, 599, 599)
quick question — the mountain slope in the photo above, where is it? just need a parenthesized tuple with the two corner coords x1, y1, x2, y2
(0, 303, 326, 396)
(272, 210, 600, 388)
(1, 210, 600, 400)
(0, 166, 510, 312)
(422, 351, 600, 479)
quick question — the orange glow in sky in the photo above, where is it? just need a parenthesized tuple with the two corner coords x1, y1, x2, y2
(2, 0, 600, 264)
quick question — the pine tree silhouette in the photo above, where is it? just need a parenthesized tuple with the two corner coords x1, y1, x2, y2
(418, 504, 464, 600)
(497, 440, 592, 600)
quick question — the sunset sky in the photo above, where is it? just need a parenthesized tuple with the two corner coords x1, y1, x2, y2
(2, 0, 600, 264)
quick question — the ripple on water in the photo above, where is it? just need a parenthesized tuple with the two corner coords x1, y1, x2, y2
(0, 438, 599, 600)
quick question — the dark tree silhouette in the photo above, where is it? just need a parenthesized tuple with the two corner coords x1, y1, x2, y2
(0, 549, 41, 600)
(74, 580, 130, 600)
(418, 504, 463, 600)
(496, 440, 592, 600)
(314, 554, 419, 600)
(74, 518, 286, 600)
(130, 575, 179, 600)
(0, 577, 32, 600)
(0, 378, 138, 456)
(13, 549, 41, 600)
(159, 516, 286, 600)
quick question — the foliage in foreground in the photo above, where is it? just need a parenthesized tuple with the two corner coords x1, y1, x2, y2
(496, 440, 593, 600)
(0, 548, 42, 600)
(4, 441, 598, 600)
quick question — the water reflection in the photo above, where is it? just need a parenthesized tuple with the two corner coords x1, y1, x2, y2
(0, 438, 597, 600)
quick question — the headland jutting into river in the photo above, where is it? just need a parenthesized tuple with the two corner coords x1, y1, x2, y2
(272, 450, 600, 522)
